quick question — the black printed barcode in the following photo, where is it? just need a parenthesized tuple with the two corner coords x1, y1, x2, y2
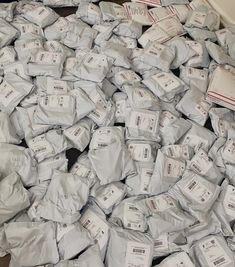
(74, 128, 82, 137)
(191, 163, 202, 173)
(38, 8, 46, 15)
(144, 148, 148, 158)
(35, 147, 46, 153)
(83, 219, 91, 228)
(138, 90, 144, 98)
(103, 196, 108, 201)
(149, 50, 159, 56)
(146, 171, 153, 176)
(150, 200, 157, 210)
(167, 163, 172, 175)
(87, 56, 93, 64)
(136, 116, 141, 126)
(92, 110, 101, 118)
(129, 206, 138, 211)
(168, 147, 173, 157)
(98, 143, 107, 147)
(133, 248, 145, 254)
(54, 86, 64, 91)
(213, 257, 225, 266)
(39, 53, 45, 61)
(188, 181, 197, 190)
(5, 90, 13, 99)
(228, 203, 235, 210)
(154, 241, 163, 247)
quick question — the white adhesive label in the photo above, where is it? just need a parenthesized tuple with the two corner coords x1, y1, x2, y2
(199, 238, 232, 267)
(145, 42, 165, 58)
(21, 40, 42, 50)
(163, 158, 185, 178)
(128, 143, 152, 162)
(134, 87, 153, 102)
(140, 167, 154, 193)
(35, 51, 62, 65)
(20, 23, 41, 35)
(223, 139, 235, 163)
(146, 194, 176, 213)
(47, 78, 68, 94)
(183, 133, 208, 151)
(115, 99, 126, 118)
(154, 233, 168, 251)
(96, 184, 123, 209)
(71, 163, 96, 180)
(43, 95, 70, 109)
(149, 7, 173, 22)
(123, 203, 145, 231)
(117, 70, 141, 86)
(92, 128, 112, 149)
(33, 7, 50, 20)
(186, 67, 207, 80)
(165, 145, 190, 160)
(129, 111, 158, 134)
(0, 49, 13, 67)
(189, 11, 207, 28)
(80, 209, 109, 250)
(189, 149, 212, 175)
(223, 185, 235, 218)
(54, 17, 68, 32)
(183, 179, 213, 204)
(112, 4, 128, 20)
(186, 41, 203, 56)
(195, 97, 213, 117)
(28, 135, 54, 157)
(0, 81, 20, 108)
(64, 125, 85, 143)
(56, 223, 76, 242)
(125, 241, 151, 267)
(153, 73, 180, 93)
(159, 111, 177, 128)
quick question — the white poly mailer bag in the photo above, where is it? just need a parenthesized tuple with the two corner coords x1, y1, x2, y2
(28, 129, 71, 163)
(0, 46, 16, 75)
(159, 111, 192, 146)
(187, 148, 223, 184)
(5, 221, 59, 266)
(137, 193, 195, 238)
(79, 206, 110, 259)
(151, 150, 186, 195)
(221, 129, 235, 165)
(124, 83, 161, 111)
(209, 107, 235, 138)
(125, 161, 155, 196)
(113, 20, 142, 39)
(76, 2, 102, 25)
(44, 40, 75, 58)
(161, 144, 194, 161)
(106, 226, 154, 267)
(0, 73, 34, 114)
(0, 143, 37, 187)
(0, 112, 21, 144)
(176, 86, 213, 126)
(154, 251, 195, 267)
(34, 94, 76, 126)
(70, 152, 97, 188)
(4, 61, 31, 81)
(139, 42, 175, 72)
(55, 244, 104, 267)
(91, 181, 128, 214)
(126, 140, 159, 163)
(190, 235, 235, 267)
(99, 2, 128, 21)
(185, 7, 220, 31)
(112, 92, 129, 123)
(19, 3, 59, 28)
(180, 120, 216, 152)
(169, 170, 220, 221)
(16, 106, 54, 141)
(57, 222, 93, 260)
(166, 37, 197, 69)
(63, 118, 94, 151)
(110, 196, 147, 232)
(89, 127, 136, 185)
(184, 26, 217, 43)
(180, 66, 209, 93)
(126, 109, 161, 142)
(26, 50, 66, 78)
(0, 18, 18, 49)
(38, 170, 89, 224)
(0, 2, 16, 22)
(0, 172, 30, 226)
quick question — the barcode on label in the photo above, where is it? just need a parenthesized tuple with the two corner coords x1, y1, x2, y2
(213, 257, 225, 266)
(83, 219, 91, 228)
(167, 163, 172, 175)
(191, 163, 202, 173)
(129, 206, 138, 211)
(34, 147, 47, 153)
(87, 56, 93, 64)
(74, 128, 82, 136)
(38, 9, 46, 16)
(54, 86, 64, 91)
(154, 241, 163, 246)
(144, 148, 149, 158)
(168, 147, 173, 156)
(136, 115, 141, 126)
(188, 181, 197, 190)
(133, 248, 146, 254)
(150, 199, 157, 210)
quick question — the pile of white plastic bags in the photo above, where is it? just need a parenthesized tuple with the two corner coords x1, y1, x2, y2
(0, 0, 235, 266)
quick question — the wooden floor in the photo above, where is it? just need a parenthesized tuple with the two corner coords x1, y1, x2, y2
(0, 0, 126, 266)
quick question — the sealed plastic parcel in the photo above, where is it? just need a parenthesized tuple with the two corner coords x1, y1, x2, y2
(0, 0, 235, 267)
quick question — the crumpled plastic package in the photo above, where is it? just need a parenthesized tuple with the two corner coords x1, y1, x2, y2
(0, 0, 235, 267)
